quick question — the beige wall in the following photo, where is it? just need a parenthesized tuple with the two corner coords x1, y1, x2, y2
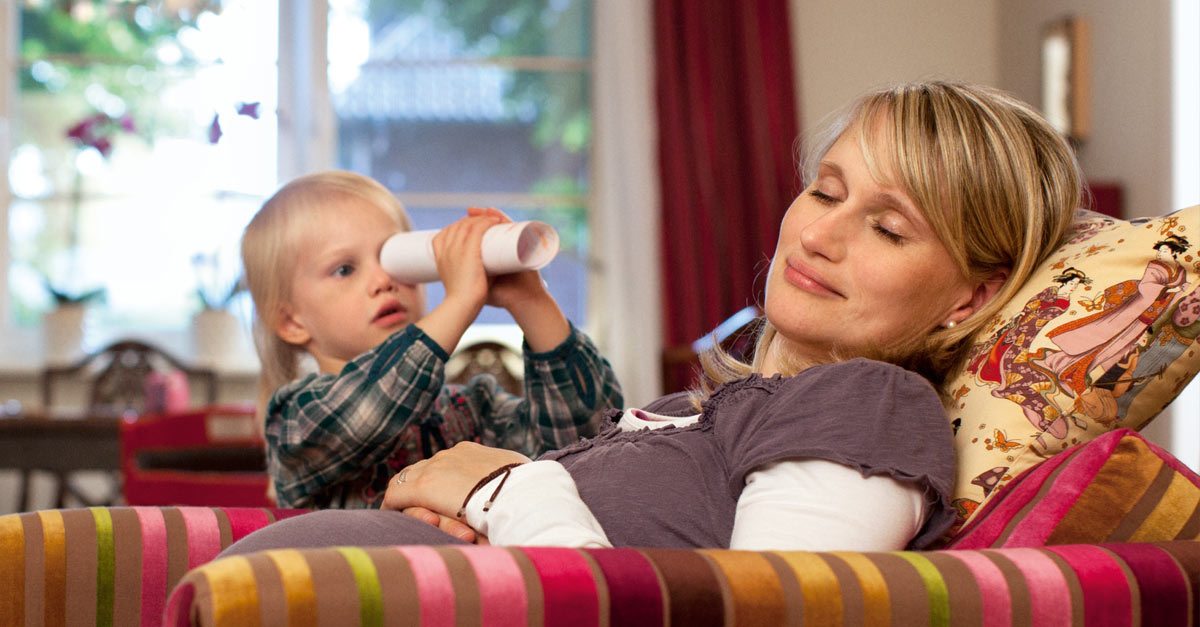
(997, 0, 1173, 218)
(790, 0, 1000, 136)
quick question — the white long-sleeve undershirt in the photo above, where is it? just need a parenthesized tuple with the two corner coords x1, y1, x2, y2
(464, 409, 928, 550)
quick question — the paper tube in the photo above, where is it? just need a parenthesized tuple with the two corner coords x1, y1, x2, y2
(380, 220, 560, 284)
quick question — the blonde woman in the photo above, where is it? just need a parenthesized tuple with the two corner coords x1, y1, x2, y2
(240, 171, 622, 512)
(225, 81, 1081, 554)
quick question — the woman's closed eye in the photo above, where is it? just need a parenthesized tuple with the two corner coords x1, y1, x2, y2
(871, 219, 904, 245)
(809, 189, 840, 205)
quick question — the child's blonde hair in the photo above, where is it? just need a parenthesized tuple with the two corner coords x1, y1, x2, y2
(696, 81, 1083, 401)
(241, 170, 412, 415)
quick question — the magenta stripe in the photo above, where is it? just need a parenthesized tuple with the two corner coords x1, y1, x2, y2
(219, 508, 271, 543)
(394, 546, 455, 627)
(584, 548, 664, 627)
(947, 551, 1012, 627)
(1103, 543, 1192, 626)
(519, 547, 600, 627)
(133, 507, 169, 627)
(456, 547, 527, 627)
(177, 508, 222, 569)
(1046, 545, 1134, 625)
(1003, 549, 1072, 625)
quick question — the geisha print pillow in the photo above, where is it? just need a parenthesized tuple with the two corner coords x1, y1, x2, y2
(943, 204, 1200, 538)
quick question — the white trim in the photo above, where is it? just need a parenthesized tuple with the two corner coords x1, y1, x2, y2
(1170, 0, 1200, 471)
(0, 2, 14, 329)
(591, 0, 662, 406)
(278, 0, 335, 182)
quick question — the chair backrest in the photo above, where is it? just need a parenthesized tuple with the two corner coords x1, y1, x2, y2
(119, 403, 273, 507)
(446, 341, 523, 395)
(40, 339, 218, 412)
(660, 306, 763, 394)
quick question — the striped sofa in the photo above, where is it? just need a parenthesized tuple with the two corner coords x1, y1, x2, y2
(3, 428, 1199, 626)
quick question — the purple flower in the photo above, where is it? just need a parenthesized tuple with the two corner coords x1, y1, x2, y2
(236, 101, 261, 119)
(207, 113, 223, 144)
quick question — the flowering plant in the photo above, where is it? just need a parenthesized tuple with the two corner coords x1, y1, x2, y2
(191, 251, 247, 311)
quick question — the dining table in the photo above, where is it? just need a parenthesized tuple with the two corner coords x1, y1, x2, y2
(0, 406, 125, 512)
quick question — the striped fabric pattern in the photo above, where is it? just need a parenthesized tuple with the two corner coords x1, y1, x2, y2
(165, 542, 1200, 626)
(947, 429, 1200, 549)
(0, 507, 307, 627)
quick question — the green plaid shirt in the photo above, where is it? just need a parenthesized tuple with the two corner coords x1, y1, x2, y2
(266, 323, 623, 509)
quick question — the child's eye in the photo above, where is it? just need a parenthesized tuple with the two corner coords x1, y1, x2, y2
(332, 263, 355, 277)
(871, 220, 904, 245)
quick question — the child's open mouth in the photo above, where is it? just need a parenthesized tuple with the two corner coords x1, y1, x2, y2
(373, 301, 408, 326)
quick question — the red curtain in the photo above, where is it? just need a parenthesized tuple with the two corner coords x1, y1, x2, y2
(654, 0, 800, 349)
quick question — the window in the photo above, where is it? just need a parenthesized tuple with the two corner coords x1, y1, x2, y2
(2, 0, 593, 360)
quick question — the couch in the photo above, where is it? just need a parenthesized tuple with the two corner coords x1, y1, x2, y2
(2, 206, 1198, 626)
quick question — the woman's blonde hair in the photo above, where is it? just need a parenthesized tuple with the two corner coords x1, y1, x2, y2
(241, 170, 412, 416)
(696, 81, 1083, 401)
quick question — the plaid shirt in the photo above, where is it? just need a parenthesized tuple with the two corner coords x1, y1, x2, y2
(266, 323, 623, 509)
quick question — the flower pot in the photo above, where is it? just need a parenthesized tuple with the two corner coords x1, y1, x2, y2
(191, 309, 242, 368)
(42, 304, 89, 365)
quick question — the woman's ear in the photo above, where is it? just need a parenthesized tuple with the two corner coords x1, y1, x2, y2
(274, 305, 311, 346)
(949, 267, 1010, 324)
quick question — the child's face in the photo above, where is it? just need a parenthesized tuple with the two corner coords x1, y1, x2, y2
(277, 198, 425, 374)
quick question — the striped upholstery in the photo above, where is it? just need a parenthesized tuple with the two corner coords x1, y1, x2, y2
(165, 542, 1200, 626)
(0, 507, 307, 627)
(947, 429, 1200, 549)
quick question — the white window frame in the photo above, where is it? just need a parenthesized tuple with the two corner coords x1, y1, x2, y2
(0, 1, 663, 403)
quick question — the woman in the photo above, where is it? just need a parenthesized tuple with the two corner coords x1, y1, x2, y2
(224, 81, 1082, 555)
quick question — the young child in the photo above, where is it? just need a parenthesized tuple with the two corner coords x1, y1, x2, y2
(240, 170, 623, 510)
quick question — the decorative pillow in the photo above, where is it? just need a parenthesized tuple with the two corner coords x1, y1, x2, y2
(944, 205, 1200, 538)
(945, 428, 1200, 549)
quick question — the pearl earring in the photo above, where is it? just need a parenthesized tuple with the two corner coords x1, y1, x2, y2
(945, 320, 958, 329)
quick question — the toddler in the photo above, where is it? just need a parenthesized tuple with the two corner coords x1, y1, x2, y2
(240, 170, 622, 510)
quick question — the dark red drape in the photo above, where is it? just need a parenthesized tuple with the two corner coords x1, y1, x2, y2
(653, 0, 800, 348)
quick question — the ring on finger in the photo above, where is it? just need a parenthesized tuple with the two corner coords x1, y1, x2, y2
(395, 469, 409, 485)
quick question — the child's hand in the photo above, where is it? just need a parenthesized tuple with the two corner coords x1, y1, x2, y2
(431, 211, 501, 312)
(463, 207, 551, 311)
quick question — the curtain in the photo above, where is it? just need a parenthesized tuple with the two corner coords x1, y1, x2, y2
(653, 0, 800, 351)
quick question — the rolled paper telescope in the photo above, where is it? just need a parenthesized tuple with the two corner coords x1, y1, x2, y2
(380, 220, 560, 284)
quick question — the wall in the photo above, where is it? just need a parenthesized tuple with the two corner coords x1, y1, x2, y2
(790, 0, 1000, 135)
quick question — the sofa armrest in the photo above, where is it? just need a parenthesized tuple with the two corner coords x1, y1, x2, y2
(167, 541, 1200, 626)
(0, 506, 309, 627)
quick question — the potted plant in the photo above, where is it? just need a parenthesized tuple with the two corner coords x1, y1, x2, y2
(41, 280, 106, 365)
(189, 252, 247, 367)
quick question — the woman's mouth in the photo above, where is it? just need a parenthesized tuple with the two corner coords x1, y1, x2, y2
(783, 259, 844, 298)
(373, 301, 409, 327)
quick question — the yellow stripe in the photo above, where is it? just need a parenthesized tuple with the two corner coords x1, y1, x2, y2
(38, 511, 66, 627)
(267, 550, 318, 627)
(205, 556, 262, 627)
(774, 551, 843, 626)
(336, 547, 384, 627)
(894, 553, 951, 627)
(833, 552, 891, 626)
(1129, 472, 1200, 542)
(700, 550, 786, 625)
(0, 515, 25, 627)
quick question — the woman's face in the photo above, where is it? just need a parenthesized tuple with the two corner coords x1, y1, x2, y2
(763, 127, 980, 367)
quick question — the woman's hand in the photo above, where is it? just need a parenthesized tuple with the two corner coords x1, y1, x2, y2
(383, 441, 531, 521)
(400, 506, 488, 544)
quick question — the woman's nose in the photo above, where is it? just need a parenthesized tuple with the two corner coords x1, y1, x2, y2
(799, 207, 849, 262)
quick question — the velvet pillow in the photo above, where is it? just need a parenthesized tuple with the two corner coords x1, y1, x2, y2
(944, 205, 1200, 537)
(945, 428, 1200, 549)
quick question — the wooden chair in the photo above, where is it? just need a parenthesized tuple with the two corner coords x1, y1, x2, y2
(29, 339, 220, 509)
(119, 404, 272, 507)
(446, 341, 524, 396)
(660, 306, 763, 394)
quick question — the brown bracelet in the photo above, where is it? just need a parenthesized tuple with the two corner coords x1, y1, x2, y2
(457, 462, 525, 519)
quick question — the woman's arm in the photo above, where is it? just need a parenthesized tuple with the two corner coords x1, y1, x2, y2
(383, 443, 611, 547)
(729, 458, 927, 551)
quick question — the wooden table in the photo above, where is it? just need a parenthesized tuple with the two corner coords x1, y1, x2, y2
(0, 409, 124, 511)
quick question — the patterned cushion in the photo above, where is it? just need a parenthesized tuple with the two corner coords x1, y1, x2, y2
(0, 506, 307, 626)
(945, 205, 1200, 536)
(947, 428, 1200, 549)
(166, 541, 1200, 626)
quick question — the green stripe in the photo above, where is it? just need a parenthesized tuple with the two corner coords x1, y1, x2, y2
(894, 552, 950, 627)
(336, 546, 384, 627)
(90, 507, 115, 627)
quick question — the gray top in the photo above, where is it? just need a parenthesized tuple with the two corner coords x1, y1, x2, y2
(539, 358, 956, 550)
